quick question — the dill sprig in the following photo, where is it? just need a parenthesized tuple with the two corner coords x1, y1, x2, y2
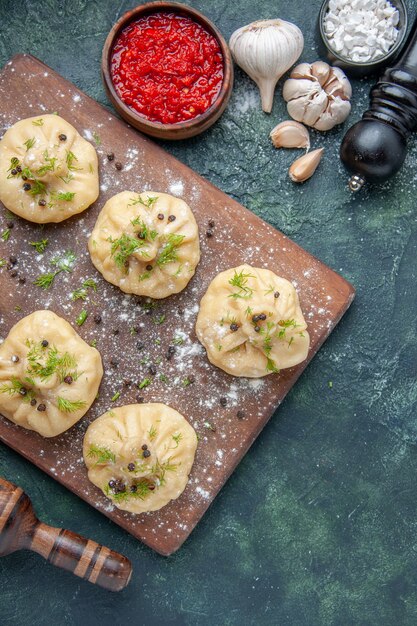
(29, 239, 48, 253)
(138, 378, 151, 389)
(109, 234, 147, 271)
(32, 118, 44, 127)
(148, 425, 157, 441)
(75, 309, 88, 326)
(129, 195, 158, 208)
(0, 258, 6, 267)
(87, 444, 116, 466)
(0, 377, 35, 403)
(37, 151, 57, 176)
(29, 179, 47, 196)
(172, 432, 183, 448)
(1, 229, 11, 242)
(57, 397, 86, 413)
(66, 151, 82, 171)
(156, 233, 185, 267)
(58, 173, 74, 185)
(266, 358, 279, 374)
(23, 137, 36, 151)
(35, 250, 76, 289)
(228, 270, 255, 300)
(71, 278, 98, 301)
(26, 340, 79, 383)
(130, 216, 158, 241)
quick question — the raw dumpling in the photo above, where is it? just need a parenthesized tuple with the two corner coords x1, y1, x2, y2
(88, 191, 200, 299)
(83, 403, 197, 514)
(196, 264, 310, 378)
(0, 114, 99, 223)
(0, 310, 103, 437)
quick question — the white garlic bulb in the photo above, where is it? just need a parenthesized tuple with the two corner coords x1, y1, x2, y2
(229, 19, 304, 113)
(283, 61, 352, 131)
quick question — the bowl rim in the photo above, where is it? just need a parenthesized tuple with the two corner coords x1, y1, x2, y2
(101, 1, 233, 132)
(318, 0, 408, 68)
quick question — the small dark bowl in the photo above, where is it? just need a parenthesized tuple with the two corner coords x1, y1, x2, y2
(102, 1, 234, 140)
(318, 0, 408, 78)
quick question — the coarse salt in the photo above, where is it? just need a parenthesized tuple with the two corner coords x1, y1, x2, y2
(324, 0, 400, 63)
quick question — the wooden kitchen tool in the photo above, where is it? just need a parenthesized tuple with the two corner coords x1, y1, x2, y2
(0, 477, 132, 591)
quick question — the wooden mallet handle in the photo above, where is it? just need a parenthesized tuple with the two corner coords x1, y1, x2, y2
(30, 522, 132, 591)
(0, 478, 132, 591)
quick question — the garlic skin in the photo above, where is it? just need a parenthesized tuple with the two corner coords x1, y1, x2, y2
(283, 62, 352, 131)
(289, 148, 324, 183)
(270, 121, 310, 150)
(229, 19, 304, 113)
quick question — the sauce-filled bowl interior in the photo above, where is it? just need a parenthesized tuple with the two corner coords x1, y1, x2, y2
(102, 2, 233, 139)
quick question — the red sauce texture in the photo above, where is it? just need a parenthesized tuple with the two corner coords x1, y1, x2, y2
(111, 12, 224, 125)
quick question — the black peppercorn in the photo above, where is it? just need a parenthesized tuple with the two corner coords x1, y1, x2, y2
(252, 315, 260, 323)
(18, 276, 26, 284)
(110, 359, 119, 368)
(37, 403, 46, 412)
(115, 162, 122, 170)
(10, 169, 17, 176)
(30, 398, 37, 407)
(157, 213, 164, 220)
(258, 314, 267, 321)
(41, 339, 49, 347)
(136, 396, 144, 403)
(136, 341, 144, 351)
(132, 325, 140, 334)
(127, 462, 135, 472)
(168, 215, 176, 222)
(6, 221, 14, 229)
(63, 375, 73, 384)
(21, 175, 28, 181)
(108, 479, 116, 489)
(23, 183, 31, 191)
(220, 397, 227, 407)
(38, 199, 47, 207)
(146, 264, 153, 271)
(10, 270, 17, 278)
(113, 328, 119, 335)
(168, 346, 175, 355)
(143, 449, 151, 458)
(230, 323, 239, 332)
(9, 256, 17, 266)
(16, 165, 22, 173)
(141, 444, 148, 450)
(149, 364, 157, 376)
(94, 314, 102, 324)
(274, 291, 280, 299)
(123, 379, 132, 387)
(130, 484, 138, 493)
(237, 410, 246, 419)
(138, 231, 146, 239)
(11, 355, 19, 363)
(107, 152, 115, 161)
(254, 326, 261, 333)
(206, 229, 214, 238)
(19, 388, 27, 396)
(208, 219, 215, 228)
(188, 375, 195, 384)
(59, 133, 67, 141)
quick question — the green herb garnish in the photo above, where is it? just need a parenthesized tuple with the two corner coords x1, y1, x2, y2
(228, 269, 255, 300)
(71, 278, 97, 301)
(156, 233, 185, 267)
(109, 234, 147, 271)
(138, 378, 151, 389)
(111, 390, 121, 402)
(32, 118, 44, 127)
(57, 397, 86, 413)
(66, 151, 81, 171)
(75, 309, 88, 326)
(29, 239, 48, 253)
(23, 137, 36, 151)
(87, 444, 116, 466)
(148, 425, 157, 441)
(172, 432, 183, 448)
(1, 229, 11, 242)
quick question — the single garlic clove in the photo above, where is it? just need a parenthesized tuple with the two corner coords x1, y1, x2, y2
(270, 121, 310, 149)
(290, 63, 314, 80)
(289, 148, 324, 183)
(310, 61, 331, 86)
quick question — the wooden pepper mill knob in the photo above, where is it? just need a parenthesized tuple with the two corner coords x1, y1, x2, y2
(0, 477, 132, 591)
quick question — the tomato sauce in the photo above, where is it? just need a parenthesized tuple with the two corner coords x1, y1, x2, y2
(110, 12, 224, 125)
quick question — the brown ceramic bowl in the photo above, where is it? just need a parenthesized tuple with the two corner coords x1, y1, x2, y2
(101, 1, 234, 140)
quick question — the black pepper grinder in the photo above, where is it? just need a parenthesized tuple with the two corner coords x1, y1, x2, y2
(340, 16, 417, 191)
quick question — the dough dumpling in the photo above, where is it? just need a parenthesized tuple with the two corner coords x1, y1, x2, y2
(196, 264, 310, 378)
(88, 191, 200, 299)
(0, 114, 99, 223)
(83, 403, 197, 514)
(0, 311, 103, 437)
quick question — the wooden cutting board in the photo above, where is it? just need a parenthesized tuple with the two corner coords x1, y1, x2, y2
(0, 55, 355, 556)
